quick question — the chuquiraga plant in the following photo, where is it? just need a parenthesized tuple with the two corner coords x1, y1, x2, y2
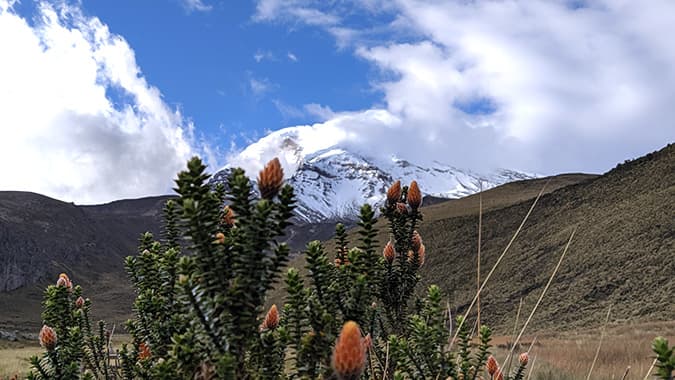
(30, 156, 537, 380)
(28, 274, 116, 380)
(117, 201, 185, 378)
(120, 157, 296, 379)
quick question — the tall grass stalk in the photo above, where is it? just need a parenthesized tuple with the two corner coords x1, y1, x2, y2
(586, 305, 613, 380)
(526, 354, 538, 380)
(506, 297, 524, 375)
(643, 358, 658, 380)
(503, 227, 576, 369)
(620, 366, 631, 380)
(477, 181, 483, 329)
(449, 179, 551, 351)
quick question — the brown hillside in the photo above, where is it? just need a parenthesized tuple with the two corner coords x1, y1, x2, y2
(419, 144, 674, 331)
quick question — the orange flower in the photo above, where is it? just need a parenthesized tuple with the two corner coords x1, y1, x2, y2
(411, 230, 422, 251)
(222, 206, 235, 227)
(332, 321, 366, 380)
(258, 158, 284, 199)
(214, 232, 226, 244)
(260, 304, 280, 331)
(138, 342, 151, 360)
(395, 202, 408, 214)
(39, 325, 57, 350)
(56, 273, 72, 289)
(383, 241, 396, 263)
(407, 181, 422, 210)
(386, 180, 402, 204)
(486, 355, 499, 376)
(495, 370, 504, 380)
(519, 352, 529, 366)
(407, 244, 425, 266)
(75, 296, 85, 309)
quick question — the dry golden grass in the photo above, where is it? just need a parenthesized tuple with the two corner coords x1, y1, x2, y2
(0, 335, 133, 379)
(0, 341, 41, 379)
(489, 321, 675, 380)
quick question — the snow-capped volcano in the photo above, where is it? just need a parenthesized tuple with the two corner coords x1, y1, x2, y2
(211, 125, 534, 224)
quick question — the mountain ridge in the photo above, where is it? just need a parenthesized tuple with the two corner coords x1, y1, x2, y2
(212, 128, 535, 223)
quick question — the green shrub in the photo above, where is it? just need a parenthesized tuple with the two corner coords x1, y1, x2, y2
(28, 274, 115, 379)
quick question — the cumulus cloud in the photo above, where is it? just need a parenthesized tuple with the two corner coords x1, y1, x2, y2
(253, 0, 675, 174)
(225, 109, 398, 177)
(0, 1, 203, 204)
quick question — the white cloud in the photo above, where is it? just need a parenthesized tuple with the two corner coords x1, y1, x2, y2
(0, 1, 205, 204)
(254, 0, 339, 26)
(272, 100, 306, 120)
(225, 109, 398, 177)
(248, 76, 275, 96)
(303, 103, 334, 121)
(253, 0, 675, 174)
(287, 52, 298, 62)
(181, 0, 212, 13)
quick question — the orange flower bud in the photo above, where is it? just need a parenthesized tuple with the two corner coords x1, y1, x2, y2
(258, 158, 284, 199)
(214, 232, 225, 244)
(386, 180, 402, 204)
(222, 206, 235, 227)
(486, 356, 499, 376)
(260, 304, 280, 331)
(332, 321, 366, 380)
(383, 241, 395, 263)
(395, 202, 408, 214)
(75, 296, 85, 309)
(56, 273, 72, 289)
(519, 352, 529, 366)
(411, 230, 422, 251)
(39, 325, 57, 350)
(407, 181, 422, 210)
(138, 342, 151, 360)
(407, 245, 425, 267)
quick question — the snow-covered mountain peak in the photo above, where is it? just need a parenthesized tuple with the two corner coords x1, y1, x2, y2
(223, 124, 350, 179)
(212, 125, 535, 224)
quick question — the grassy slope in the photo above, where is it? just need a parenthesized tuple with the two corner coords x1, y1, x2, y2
(421, 144, 674, 332)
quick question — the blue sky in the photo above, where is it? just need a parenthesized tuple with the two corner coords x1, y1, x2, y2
(42, 0, 380, 147)
(1, 0, 674, 204)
